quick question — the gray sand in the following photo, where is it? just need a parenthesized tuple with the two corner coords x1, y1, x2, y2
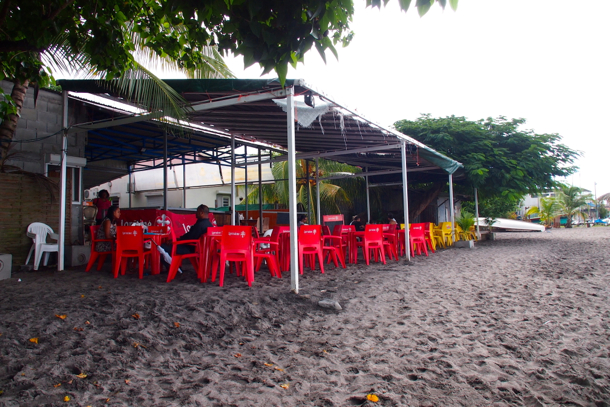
(1, 227, 609, 406)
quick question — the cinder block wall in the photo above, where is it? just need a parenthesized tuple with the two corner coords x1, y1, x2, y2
(0, 173, 72, 267)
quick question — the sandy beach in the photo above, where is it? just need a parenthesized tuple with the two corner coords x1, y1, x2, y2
(1, 227, 609, 406)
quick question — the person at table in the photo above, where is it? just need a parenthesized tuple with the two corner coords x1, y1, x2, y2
(387, 213, 398, 225)
(298, 214, 308, 228)
(350, 215, 365, 231)
(95, 205, 120, 252)
(160, 204, 213, 269)
(92, 189, 112, 225)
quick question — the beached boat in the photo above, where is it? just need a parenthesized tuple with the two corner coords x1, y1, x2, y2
(475, 218, 545, 232)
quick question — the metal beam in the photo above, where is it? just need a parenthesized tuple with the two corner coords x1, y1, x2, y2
(190, 89, 289, 112)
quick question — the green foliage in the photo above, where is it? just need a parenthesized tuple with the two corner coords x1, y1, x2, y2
(598, 203, 608, 219)
(525, 197, 560, 226)
(462, 195, 521, 219)
(556, 184, 591, 228)
(455, 208, 475, 232)
(394, 115, 580, 201)
(0, 91, 17, 124)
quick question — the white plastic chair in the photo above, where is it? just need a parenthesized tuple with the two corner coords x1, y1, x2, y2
(25, 223, 59, 270)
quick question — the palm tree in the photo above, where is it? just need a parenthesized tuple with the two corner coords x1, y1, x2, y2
(243, 159, 362, 224)
(1, 27, 233, 161)
(525, 196, 560, 227)
(556, 185, 591, 228)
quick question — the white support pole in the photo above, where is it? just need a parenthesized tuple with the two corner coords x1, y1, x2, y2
(231, 134, 236, 225)
(474, 187, 480, 239)
(244, 146, 248, 220)
(401, 142, 411, 261)
(163, 131, 168, 210)
(449, 174, 455, 241)
(286, 88, 299, 293)
(316, 157, 321, 225)
(58, 91, 69, 271)
(182, 155, 186, 208)
(258, 148, 263, 234)
(365, 167, 371, 224)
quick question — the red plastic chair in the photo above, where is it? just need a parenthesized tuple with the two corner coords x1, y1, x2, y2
(211, 226, 254, 287)
(257, 226, 290, 272)
(253, 238, 280, 278)
(85, 225, 114, 272)
(200, 227, 224, 283)
(409, 223, 429, 257)
(166, 235, 202, 283)
(298, 225, 325, 274)
(113, 226, 152, 279)
(362, 225, 386, 265)
(382, 224, 399, 260)
(323, 225, 346, 268)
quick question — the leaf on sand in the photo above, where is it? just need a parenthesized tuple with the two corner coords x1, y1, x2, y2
(54, 383, 61, 388)
(76, 373, 87, 379)
(367, 394, 379, 402)
(264, 363, 274, 367)
(64, 396, 70, 402)
(173, 322, 180, 328)
(274, 367, 284, 372)
(85, 321, 90, 325)
(29, 337, 39, 344)
(81, 295, 85, 298)
(55, 314, 67, 320)
(234, 353, 242, 358)
(125, 379, 130, 384)
(132, 314, 140, 320)
(73, 327, 83, 331)
(279, 383, 289, 389)
(98, 286, 102, 289)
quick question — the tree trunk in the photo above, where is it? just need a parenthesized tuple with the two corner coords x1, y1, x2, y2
(409, 182, 444, 221)
(0, 79, 29, 162)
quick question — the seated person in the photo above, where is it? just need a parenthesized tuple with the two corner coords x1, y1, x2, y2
(298, 214, 308, 228)
(387, 212, 397, 225)
(96, 205, 120, 252)
(350, 215, 365, 231)
(160, 205, 212, 270)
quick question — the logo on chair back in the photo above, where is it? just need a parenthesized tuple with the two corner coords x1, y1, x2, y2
(228, 231, 246, 238)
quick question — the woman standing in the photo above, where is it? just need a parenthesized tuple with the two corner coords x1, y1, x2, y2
(96, 205, 120, 252)
(92, 190, 112, 225)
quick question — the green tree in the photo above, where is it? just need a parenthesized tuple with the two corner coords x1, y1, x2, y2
(394, 115, 580, 201)
(244, 158, 361, 224)
(1, 0, 456, 160)
(556, 185, 590, 228)
(525, 197, 560, 227)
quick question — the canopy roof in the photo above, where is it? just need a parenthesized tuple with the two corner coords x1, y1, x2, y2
(59, 78, 462, 189)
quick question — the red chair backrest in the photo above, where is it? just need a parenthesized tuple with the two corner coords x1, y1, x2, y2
(116, 226, 145, 252)
(410, 223, 426, 238)
(270, 226, 290, 242)
(207, 226, 224, 237)
(298, 225, 323, 247)
(221, 226, 252, 252)
(322, 225, 331, 236)
(364, 224, 383, 241)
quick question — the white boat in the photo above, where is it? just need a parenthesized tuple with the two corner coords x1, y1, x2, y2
(475, 218, 545, 232)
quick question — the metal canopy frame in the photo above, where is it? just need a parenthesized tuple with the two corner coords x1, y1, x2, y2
(57, 78, 463, 292)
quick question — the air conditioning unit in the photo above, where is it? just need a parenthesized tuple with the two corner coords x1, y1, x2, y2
(84, 188, 98, 200)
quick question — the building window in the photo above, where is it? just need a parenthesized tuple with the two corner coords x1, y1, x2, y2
(72, 168, 81, 204)
(216, 194, 231, 208)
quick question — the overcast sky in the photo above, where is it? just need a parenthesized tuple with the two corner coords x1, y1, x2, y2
(223, 0, 610, 198)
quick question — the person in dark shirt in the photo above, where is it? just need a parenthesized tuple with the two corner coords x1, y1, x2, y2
(350, 215, 365, 231)
(160, 204, 212, 271)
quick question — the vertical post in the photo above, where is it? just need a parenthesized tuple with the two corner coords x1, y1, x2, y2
(244, 146, 248, 221)
(163, 131, 168, 210)
(401, 142, 410, 261)
(231, 134, 236, 225)
(365, 167, 371, 224)
(449, 174, 455, 241)
(286, 87, 299, 293)
(128, 166, 132, 208)
(316, 157, 321, 225)
(58, 91, 69, 271)
(305, 160, 311, 222)
(474, 187, 480, 239)
(258, 148, 263, 234)
(182, 155, 186, 208)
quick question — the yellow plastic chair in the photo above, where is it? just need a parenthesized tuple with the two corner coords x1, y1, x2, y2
(454, 224, 463, 242)
(469, 226, 478, 241)
(426, 223, 441, 251)
(436, 222, 453, 246)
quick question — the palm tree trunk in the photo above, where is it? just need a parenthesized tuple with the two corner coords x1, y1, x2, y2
(0, 79, 29, 162)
